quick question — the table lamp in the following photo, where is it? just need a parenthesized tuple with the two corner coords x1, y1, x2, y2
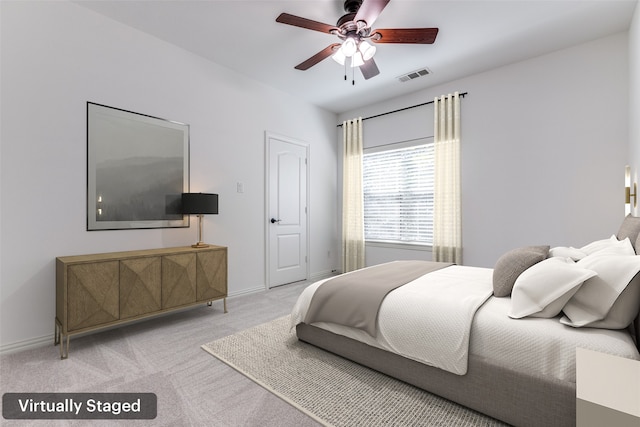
(181, 193, 219, 248)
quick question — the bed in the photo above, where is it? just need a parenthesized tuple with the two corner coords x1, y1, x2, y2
(290, 215, 640, 427)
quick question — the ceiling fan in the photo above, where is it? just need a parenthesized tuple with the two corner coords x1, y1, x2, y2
(275, 0, 439, 81)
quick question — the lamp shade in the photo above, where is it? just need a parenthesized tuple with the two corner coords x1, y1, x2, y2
(332, 48, 346, 65)
(341, 37, 357, 57)
(359, 41, 376, 61)
(181, 193, 219, 214)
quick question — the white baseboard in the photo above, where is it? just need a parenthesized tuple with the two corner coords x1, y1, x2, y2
(228, 284, 267, 298)
(309, 270, 339, 282)
(1, 333, 52, 356)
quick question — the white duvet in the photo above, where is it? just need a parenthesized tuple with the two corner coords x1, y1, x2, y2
(291, 265, 640, 382)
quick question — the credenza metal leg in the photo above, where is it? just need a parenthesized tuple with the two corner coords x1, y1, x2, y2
(55, 318, 70, 359)
(54, 321, 60, 346)
(59, 335, 69, 360)
(206, 299, 227, 313)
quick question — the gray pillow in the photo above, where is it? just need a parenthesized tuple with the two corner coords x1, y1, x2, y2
(493, 246, 550, 297)
(617, 214, 640, 252)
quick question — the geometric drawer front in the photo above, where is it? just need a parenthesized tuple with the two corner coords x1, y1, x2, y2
(67, 261, 119, 331)
(196, 250, 227, 301)
(120, 257, 161, 319)
(162, 253, 196, 309)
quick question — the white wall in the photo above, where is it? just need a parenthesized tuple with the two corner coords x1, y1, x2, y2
(0, 1, 339, 349)
(340, 32, 629, 268)
(630, 1, 640, 214)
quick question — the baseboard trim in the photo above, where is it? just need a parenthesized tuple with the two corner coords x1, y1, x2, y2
(0, 333, 52, 356)
(228, 284, 267, 298)
(309, 270, 339, 282)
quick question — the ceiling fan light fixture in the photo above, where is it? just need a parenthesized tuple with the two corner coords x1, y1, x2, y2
(332, 48, 346, 65)
(359, 40, 376, 60)
(351, 51, 364, 68)
(341, 37, 358, 57)
(275, 3, 439, 80)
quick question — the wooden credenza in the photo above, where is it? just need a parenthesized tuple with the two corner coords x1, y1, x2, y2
(55, 245, 227, 359)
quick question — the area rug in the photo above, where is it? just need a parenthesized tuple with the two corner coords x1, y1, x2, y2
(201, 316, 507, 427)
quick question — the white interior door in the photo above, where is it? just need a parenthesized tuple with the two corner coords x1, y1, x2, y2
(266, 133, 308, 288)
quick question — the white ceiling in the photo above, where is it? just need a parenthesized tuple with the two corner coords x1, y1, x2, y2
(76, 0, 637, 114)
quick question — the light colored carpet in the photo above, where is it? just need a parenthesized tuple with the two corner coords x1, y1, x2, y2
(202, 316, 507, 427)
(0, 281, 321, 427)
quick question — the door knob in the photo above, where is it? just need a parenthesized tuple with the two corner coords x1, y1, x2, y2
(270, 218, 281, 224)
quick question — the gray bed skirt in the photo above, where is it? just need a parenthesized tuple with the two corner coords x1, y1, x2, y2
(296, 323, 576, 427)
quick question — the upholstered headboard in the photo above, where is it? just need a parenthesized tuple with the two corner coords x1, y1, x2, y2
(616, 214, 640, 350)
(617, 214, 640, 253)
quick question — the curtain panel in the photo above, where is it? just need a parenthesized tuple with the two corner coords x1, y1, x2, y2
(433, 92, 462, 264)
(342, 117, 365, 272)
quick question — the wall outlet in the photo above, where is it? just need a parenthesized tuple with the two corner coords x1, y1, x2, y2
(237, 182, 244, 193)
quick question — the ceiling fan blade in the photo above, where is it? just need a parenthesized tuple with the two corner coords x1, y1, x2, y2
(372, 28, 439, 44)
(360, 58, 380, 80)
(276, 13, 338, 34)
(294, 44, 341, 70)
(354, 0, 390, 28)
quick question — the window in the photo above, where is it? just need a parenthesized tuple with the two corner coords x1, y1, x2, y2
(363, 139, 434, 245)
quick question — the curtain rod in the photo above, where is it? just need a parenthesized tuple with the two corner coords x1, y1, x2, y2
(336, 92, 468, 127)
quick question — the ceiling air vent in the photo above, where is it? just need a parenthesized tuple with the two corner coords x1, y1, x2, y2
(397, 67, 432, 83)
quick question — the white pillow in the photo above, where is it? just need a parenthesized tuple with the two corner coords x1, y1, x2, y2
(580, 235, 633, 255)
(548, 246, 587, 261)
(508, 257, 596, 319)
(561, 254, 640, 327)
(570, 273, 640, 329)
(585, 237, 634, 257)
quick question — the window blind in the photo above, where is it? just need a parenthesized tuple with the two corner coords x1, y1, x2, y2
(363, 143, 434, 245)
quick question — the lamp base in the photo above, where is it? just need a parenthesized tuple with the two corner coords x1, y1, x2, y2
(191, 242, 210, 248)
